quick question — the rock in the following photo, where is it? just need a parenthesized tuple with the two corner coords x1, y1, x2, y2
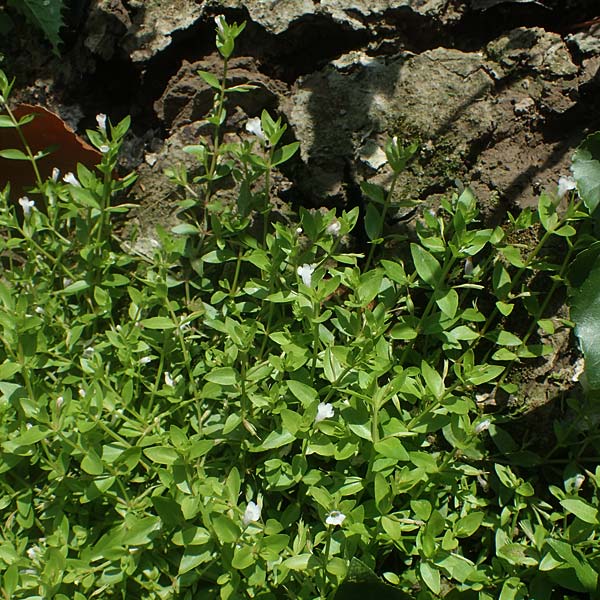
(155, 55, 287, 131)
(84, 0, 131, 60)
(486, 27, 578, 78)
(284, 47, 494, 202)
(207, 0, 451, 35)
(566, 26, 600, 57)
(121, 0, 204, 62)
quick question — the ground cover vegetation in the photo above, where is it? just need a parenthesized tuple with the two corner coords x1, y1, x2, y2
(1, 15, 600, 600)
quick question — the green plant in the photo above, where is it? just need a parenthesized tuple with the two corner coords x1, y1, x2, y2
(2, 0, 65, 56)
(0, 17, 599, 600)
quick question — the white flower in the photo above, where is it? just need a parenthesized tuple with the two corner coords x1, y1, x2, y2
(464, 257, 473, 277)
(140, 356, 152, 365)
(295, 227, 303, 235)
(315, 402, 334, 423)
(474, 419, 491, 434)
(83, 345, 94, 357)
(326, 219, 341, 236)
(78, 388, 86, 398)
(242, 501, 261, 526)
(62, 277, 72, 288)
(96, 113, 107, 134)
(215, 15, 226, 35)
(164, 371, 175, 387)
(297, 263, 316, 287)
(26, 545, 41, 561)
(56, 395, 64, 410)
(18, 196, 35, 217)
(572, 357, 585, 383)
(325, 510, 346, 526)
(245, 117, 266, 141)
(34, 306, 44, 315)
(63, 172, 81, 187)
(573, 473, 585, 491)
(557, 176, 576, 199)
(99, 144, 110, 153)
(52, 167, 60, 182)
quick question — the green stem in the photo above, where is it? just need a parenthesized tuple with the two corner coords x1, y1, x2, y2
(364, 172, 399, 270)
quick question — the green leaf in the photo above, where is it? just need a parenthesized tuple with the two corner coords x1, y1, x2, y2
(61, 280, 90, 295)
(365, 203, 381, 241)
(560, 498, 598, 524)
(232, 544, 254, 569)
(538, 192, 558, 232)
(374, 437, 409, 461)
(570, 260, 600, 389)
(436, 288, 459, 318)
(0, 148, 29, 160)
(7, 0, 65, 55)
(81, 450, 104, 475)
(143, 446, 179, 465)
(204, 367, 239, 386)
(419, 561, 441, 594)
(171, 223, 200, 235)
(272, 142, 300, 166)
(572, 131, 600, 213)
(0, 115, 16, 128)
(252, 429, 295, 451)
(179, 546, 212, 575)
(356, 269, 382, 307)
(197, 70, 221, 89)
(411, 243, 442, 287)
(360, 181, 385, 205)
(287, 380, 317, 406)
(454, 512, 484, 537)
(421, 360, 444, 399)
(140, 316, 176, 330)
(212, 515, 240, 544)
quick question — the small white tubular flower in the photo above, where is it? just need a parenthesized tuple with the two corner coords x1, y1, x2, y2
(164, 372, 175, 387)
(99, 144, 110, 154)
(325, 510, 346, 526)
(63, 172, 81, 187)
(557, 176, 576, 199)
(245, 117, 266, 141)
(215, 15, 226, 35)
(573, 473, 586, 491)
(315, 402, 334, 423)
(297, 263, 316, 287)
(56, 396, 64, 410)
(295, 226, 303, 235)
(474, 419, 491, 434)
(18, 196, 35, 217)
(140, 356, 152, 365)
(52, 167, 60, 182)
(96, 113, 107, 134)
(242, 501, 261, 526)
(571, 357, 585, 383)
(326, 219, 341, 236)
(464, 257, 473, 277)
(26, 545, 41, 561)
(78, 388, 86, 398)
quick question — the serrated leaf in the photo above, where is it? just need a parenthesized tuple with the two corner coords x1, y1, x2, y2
(7, 0, 65, 55)
(572, 131, 600, 213)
